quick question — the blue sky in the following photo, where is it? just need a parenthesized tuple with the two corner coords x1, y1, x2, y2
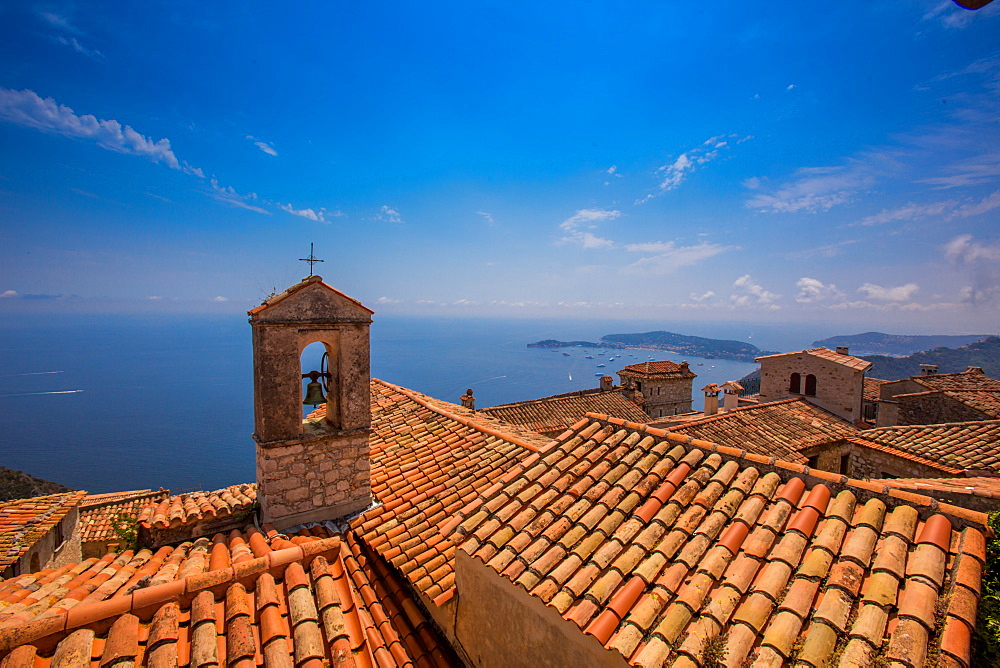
(1, 1, 999, 332)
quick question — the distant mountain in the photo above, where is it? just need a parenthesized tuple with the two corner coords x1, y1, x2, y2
(0, 466, 75, 502)
(527, 331, 773, 362)
(862, 336, 1000, 380)
(812, 331, 990, 357)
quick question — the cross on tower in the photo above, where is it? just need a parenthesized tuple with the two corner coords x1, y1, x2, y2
(299, 243, 324, 276)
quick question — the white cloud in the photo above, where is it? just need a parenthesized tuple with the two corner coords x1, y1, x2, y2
(855, 200, 955, 226)
(689, 290, 715, 302)
(209, 179, 269, 214)
(146, 296, 163, 300)
(795, 277, 844, 303)
(857, 283, 920, 302)
(624, 241, 734, 275)
(558, 208, 620, 248)
(376, 297, 402, 304)
(639, 134, 747, 203)
(377, 205, 402, 223)
(788, 240, 858, 259)
(746, 163, 877, 213)
(741, 176, 761, 190)
(949, 190, 1000, 219)
(945, 234, 1000, 303)
(923, 1, 975, 29)
(0, 87, 202, 176)
(39, 11, 80, 33)
(279, 203, 328, 222)
(730, 274, 780, 309)
(55, 36, 104, 60)
(212, 296, 228, 302)
(786, 84, 796, 91)
(0, 290, 18, 299)
(475, 211, 494, 225)
(246, 135, 277, 156)
(607, 165, 617, 175)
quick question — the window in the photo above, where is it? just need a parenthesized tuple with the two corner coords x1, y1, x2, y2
(839, 454, 850, 476)
(807, 455, 819, 469)
(636, 381, 642, 392)
(789, 373, 801, 394)
(804, 374, 817, 396)
(54, 519, 65, 548)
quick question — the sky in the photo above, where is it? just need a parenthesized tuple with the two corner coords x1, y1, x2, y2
(0, 1, 999, 333)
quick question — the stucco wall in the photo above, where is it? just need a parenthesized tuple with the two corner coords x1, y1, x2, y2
(758, 353, 864, 422)
(453, 551, 628, 668)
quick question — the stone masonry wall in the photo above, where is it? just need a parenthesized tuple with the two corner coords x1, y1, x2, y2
(897, 393, 989, 426)
(759, 354, 864, 422)
(641, 378, 694, 418)
(258, 430, 371, 530)
(805, 441, 955, 480)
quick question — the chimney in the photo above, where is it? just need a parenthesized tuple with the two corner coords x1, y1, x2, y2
(702, 384, 720, 416)
(721, 380, 743, 413)
(920, 364, 939, 376)
(599, 376, 613, 391)
(460, 389, 476, 410)
(835, 346, 849, 355)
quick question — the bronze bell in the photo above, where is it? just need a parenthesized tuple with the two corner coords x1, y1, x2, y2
(303, 379, 326, 406)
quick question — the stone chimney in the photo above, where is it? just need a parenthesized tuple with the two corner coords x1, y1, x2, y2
(835, 346, 849, 355)
(599, 376, 613, 391)
(721, 380, 743, 413)
(920, 364, 939, 376)
(460, 389, 476, 410)
(248, 275, 373, 530)
(702, 383, 720, 416)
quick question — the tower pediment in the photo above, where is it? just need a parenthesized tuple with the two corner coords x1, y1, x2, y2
(248, 275, 373, 323)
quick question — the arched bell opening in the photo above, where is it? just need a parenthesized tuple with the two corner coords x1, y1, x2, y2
(299, 338, 341, 427)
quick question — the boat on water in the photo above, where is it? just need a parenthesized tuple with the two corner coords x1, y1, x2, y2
(596, 364, 606, 368)
(585, 355, 594, 359)
(562, 352, 570, 356)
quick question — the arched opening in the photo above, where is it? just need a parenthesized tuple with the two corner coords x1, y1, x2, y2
(300, 340, 339, 425)
(804, 374, 817, 396)
(789, 373, 801, 394)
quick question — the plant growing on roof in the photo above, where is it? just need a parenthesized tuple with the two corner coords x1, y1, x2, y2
(973, 510, 1000, 665)
(109, 510, 139, 552)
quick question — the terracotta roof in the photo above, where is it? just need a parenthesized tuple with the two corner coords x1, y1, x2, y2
(618, 360, 695, 378)
(137, 484, 256, 530)
(845, 420, 1000, 473)
(0, 527, 456, 667)
(481, 389, 649, 435)
(0, 492, 87, 569)
(910, 367, 1000, 392)
(351, 379, 551, 604)
(863, 377, 887, 402)
(452, 412, 987, 667)
(80, 490, 170, 544)
(756, 347, 872, 371)
(940, 389, 1000, 418)
(880, 477, 1000, 501)
(663, 398, 859, 464)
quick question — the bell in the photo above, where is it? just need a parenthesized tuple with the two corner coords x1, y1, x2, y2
(303, 380, 326, 406)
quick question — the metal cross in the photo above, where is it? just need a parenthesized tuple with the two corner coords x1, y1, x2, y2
(299, 243, 324, 276)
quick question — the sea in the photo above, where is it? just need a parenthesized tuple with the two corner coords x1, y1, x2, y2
(0, 313, 834, 495)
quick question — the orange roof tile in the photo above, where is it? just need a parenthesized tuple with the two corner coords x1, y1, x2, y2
(756, 346, 872, 371)
(79, 490, 170, 544)
(663, 398, 858, 464)
(910, 367, 1000, 392)
(137, 484, 256, 530)
(863, 377, 888, 402)
(617, 360, 695, 378)
(844, 420, 1000, 473)
(351, 379, 551, 602)
(0, 528, 457, 667)
(481, 389, 649, 436)
(451, 412, 987, 667)
(939, 390, 1000, 419)
(880, 477, 1000, 501)
(0, 492, 87, 569)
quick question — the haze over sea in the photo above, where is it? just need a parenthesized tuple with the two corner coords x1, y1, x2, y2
(1, 314, 841, 494)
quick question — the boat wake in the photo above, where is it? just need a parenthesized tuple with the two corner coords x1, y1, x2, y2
(0, 389, 83, 398)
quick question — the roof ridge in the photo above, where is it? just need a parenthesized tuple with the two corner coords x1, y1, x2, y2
(372, 378, 549, 452)
(841, 435, 964, 475)
(866, 419, 1000, 433)
(582, 412, 989, 530)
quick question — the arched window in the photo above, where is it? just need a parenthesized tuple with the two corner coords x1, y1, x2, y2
(804, 374, 817, 396)
(789, 373, 801, 394)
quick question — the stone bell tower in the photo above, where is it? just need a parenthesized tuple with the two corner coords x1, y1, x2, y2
(248, 275, 373, 529)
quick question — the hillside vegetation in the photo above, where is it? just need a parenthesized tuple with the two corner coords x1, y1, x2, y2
(0, 466, 75, 502)
(814, 331, 990, 356)
(863, 336, 1000, 380)
(528, 331, 772, 362)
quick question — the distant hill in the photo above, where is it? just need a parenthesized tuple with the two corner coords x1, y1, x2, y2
(0, 466, 75, 502)
(812, 332, 990, 357)
(862, 336, 1000, 380)
(528, 331, 773, 362)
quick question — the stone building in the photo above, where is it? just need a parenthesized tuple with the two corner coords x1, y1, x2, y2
(755, 346, 871, 422)
(875, 365, 1000, 427)
(616, 360, 696, 418)
(249, 275, 373, 529)
(0, 491, 85, 578)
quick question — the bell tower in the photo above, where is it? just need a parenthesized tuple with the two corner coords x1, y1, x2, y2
(248, 275, 373, 529)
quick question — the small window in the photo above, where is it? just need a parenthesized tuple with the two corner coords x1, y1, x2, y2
(789, 373, 801, 394)
(804, 374, 817, 396)
(839, 454, 850, 476)
(636, 381, 642, 392)
(880, 472, 898, 479)
(807, 455, 819, 469)
(54, 519, 65, 548)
